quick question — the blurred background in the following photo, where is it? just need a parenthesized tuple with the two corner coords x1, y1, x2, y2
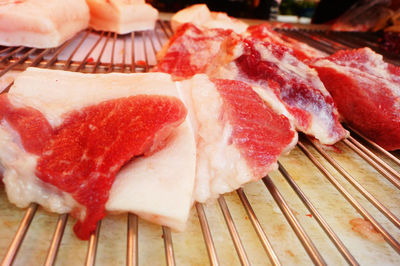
(147, 0, 400, 26)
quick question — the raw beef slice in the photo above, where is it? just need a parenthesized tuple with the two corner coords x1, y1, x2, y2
(215, 37, 348, 145)
(180, 75, 297, 202)
(1, 93, 186, 239)
(154, 23, 240, 80)
(1, 68, 196, 234)
(245, 24, 326, 61)
(310, 47, 400, 151)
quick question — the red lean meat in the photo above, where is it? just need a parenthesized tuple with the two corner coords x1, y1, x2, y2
(245, 24, 327, 61)
(180, 75, 297, 202)
(0, 94, 186, 239)
(0, 68, 192, 239)
(156, 23, 347, 145)
(154, 23, 240, 80)
(310, 47, 400, 151)
(215, 36, 348, 145)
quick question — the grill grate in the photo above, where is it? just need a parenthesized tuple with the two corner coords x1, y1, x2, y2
(0, 22, 399, 266)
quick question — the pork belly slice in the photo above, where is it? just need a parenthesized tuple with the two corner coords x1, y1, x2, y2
(0, 68, 196, 239)
(171, 4, 248, 34)
(154, 23, 241, 80)
(215, 37, 348, 145)
(245, 24, 326, 61)
(179, 75, 297, 203)
(86, 0, 158, 34)
(310, 47, 400, 151)
(0, 0, 89, 48)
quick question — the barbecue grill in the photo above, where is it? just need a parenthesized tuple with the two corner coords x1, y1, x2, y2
(0, 21, 399, 266)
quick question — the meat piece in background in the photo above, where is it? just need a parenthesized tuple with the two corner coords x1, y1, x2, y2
(154, 23, 241, 80)
(310, 47, 400, 151)
(0, 0, 89, 48)
(179, 75, 297, 202)
(245, 24, 327, 61)
(86, 0, 158, 33)
(0, 68, 196, 239)
(170, 4, 248, 34)
(215, 36, 348, 145)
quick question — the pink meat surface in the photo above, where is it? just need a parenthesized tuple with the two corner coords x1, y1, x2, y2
(246, 24, 326, 61)
(213, 79, 296, 177)
(310, 48, 400, 151)
(0, 94, 187, 239)
(222, 38, 347, 145)
(154, 23, 240, 80)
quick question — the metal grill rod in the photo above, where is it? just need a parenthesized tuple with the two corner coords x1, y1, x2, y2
(263, 176, 326, 266)
(162, 226, 176, 266)
(92, 31, 112, 73)
(195, 203, 220, 266)
(297, 141, 400, 254)
(44, 214, 68, 266)
(76, 31, 105, 72)
(218, 196, 251, 266)
(347, 136, 400, 180)
(127, 214, 138, 266)
(64, 29, 92, 70)
(131, 32, 135, 72)
(307, 137, 400, 229)
(0, 203, 38, 266)
(342, 139, 400, 190)
(85, 221, 102, 266)
(347, 126, 400, 166)
(0, 47, 24, 63)
(0, 48, 36, 78)
(44, 37, 78, 68)
(277, 162, 359, 265)
(236, 188, 282, 266)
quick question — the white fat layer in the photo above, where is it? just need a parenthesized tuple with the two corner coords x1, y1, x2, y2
(86, 0, 158, 34)
(0, 122, 79, 213)
(0, 0, 89, 48)
(181, 75, 255, 203)
(9, 68, 179, 127)
(171, 3, 248, 34)
(107, 120, 196, 231)
(3, 68, 196, 231)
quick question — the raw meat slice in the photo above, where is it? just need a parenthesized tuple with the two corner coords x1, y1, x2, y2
(179, 75, 297, 202)
(154, 23, 240, 80)
(245, 24, 327, 61)
(36, 95, 186, 239)
(0, 68, 196, 238)
(310, 47, 400, 151)
(86, 0, 158, 34)
(171, 4, 248, 34)
(0, 0, 89, 48)
(215, 37, 348, 145)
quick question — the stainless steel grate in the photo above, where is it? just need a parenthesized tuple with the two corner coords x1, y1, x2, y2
(0, 22, 399, 265)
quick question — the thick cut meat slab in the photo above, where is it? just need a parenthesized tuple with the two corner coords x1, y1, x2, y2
(0, 68, 196, 237)
(216, 37, 348, 145)
(180, 75, 297, 202)
(0, 0, 89, 48)
(154, 23, 240, 80)
(245, 24, 326, 61)
(36, 95, 186, 239)
(171, 4, 248, 34)
(86, 0, 158, 33)
(310, 48, 400, 151)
